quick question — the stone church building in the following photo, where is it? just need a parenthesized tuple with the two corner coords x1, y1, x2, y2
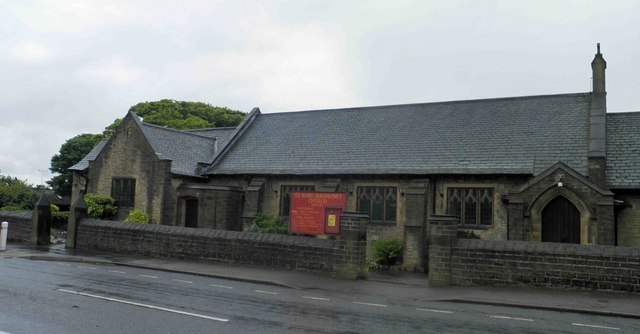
(71, 46, 640, 267)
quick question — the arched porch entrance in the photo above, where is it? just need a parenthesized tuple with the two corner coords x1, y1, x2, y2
(541, 196, 580, 243)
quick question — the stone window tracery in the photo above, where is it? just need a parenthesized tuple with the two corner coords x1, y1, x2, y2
(447, 187, 493, 226)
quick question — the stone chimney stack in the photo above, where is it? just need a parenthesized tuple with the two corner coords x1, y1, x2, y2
(588, 43, 607, 186)
(592, 43, 607, 94)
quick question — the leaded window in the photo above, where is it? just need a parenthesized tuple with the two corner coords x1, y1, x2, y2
(447, 188, 493, 226)
(280, 185, 315, 217)
(357, 186, 397, 224)
(111, 178, 136, 208)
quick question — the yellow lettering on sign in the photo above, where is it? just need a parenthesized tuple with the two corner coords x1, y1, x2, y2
(328, 214, 336, 227)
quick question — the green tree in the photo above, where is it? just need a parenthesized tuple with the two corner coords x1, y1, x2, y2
(0, 173, 37, 210)
(48, 133, 103, 196)
(101, 118, 122, 138)
(129, 99, 245, 129)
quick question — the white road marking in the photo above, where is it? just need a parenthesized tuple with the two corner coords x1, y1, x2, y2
(57, 289, 228, 322)
(172, 279, 193, 284)
(490, 315, 534, 322)
(353, 301, 387, 308)
(139, 275, 158, 279)
(416, 308, 454, 314)
(1, 330, 14, 334)
(572, 323, 620, 331)
(37, 260, 47, 263)
(78, 266, 97, 270)
(302, 296, 330, 301)
(254, 290, 278, 295)
(209, 284, 234, 289)
(108, 270, 126, 274)
(56, 262, 70, 266)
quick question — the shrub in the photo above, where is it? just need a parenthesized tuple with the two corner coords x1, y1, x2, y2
(0, 205, 28, 211)
(50, 204, 60, 212)
(249, 214, 288, 234)
(373, 238, 403, 267)
(51, 211, 70, 229)
(124, 210, 149, 224)
(84, 193, 118, 219)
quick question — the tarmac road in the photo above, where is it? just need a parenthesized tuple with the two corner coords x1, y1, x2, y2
(1, 257, 638, 333)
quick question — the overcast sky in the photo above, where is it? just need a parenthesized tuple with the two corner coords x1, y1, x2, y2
(1, 0, 639, 186)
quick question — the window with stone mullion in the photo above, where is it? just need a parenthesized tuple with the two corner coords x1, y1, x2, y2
(280, 185, 315, 217)
(357, 186, 397, 224)
(447, 187, 493, 226)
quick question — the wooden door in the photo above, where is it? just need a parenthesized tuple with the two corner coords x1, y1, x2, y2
(541, 196, 580, 243)
(185, 198, 198, 228)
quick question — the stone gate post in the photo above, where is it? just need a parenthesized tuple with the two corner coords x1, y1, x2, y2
(31, 194, 51, 246)
(66, 196, 87, 249)
(428, 215, 459, 287)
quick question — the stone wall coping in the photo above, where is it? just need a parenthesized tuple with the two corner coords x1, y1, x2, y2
(455, 238, 640, 258)
(0, 211, 32, 220)
(81, 218, 338, 247)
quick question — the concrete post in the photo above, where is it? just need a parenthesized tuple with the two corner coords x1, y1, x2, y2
(0, 221, 7, 251)
(66, 196, 88, 249)
(428, 215, 459, 287)
(31, 193, 51, 246)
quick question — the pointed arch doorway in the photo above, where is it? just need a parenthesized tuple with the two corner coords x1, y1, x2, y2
(541, 196, 580, 244)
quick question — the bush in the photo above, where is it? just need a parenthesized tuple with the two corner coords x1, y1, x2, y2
(50, 204, 60, 212)
(249, 214, 288, 234)
(84, 193, 118, 219)
(373, 239, 403, 267)
(51, 211, 70, 229)
(124, 210, 149, 224)
(0, 205, 28, 211)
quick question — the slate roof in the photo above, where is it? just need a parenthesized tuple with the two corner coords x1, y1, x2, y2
(138, 122, 220, 177)
(70, 114, 235, 177)
(206, 93, 592, 176)
(69, 139, 108, 171)
(606, 112, 640, 188)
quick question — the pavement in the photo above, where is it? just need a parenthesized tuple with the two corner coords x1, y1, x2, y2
(2, 242, 640, 319)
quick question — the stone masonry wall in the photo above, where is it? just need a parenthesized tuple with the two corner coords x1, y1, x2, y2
(429, 216, 640, 293)
(617, 194, 640, 246)
(75, 213, 368, 279)
(450, 240, 640, 292)
(0, 211, 32, 243)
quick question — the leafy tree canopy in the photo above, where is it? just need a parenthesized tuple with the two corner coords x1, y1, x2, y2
(0, 173, 37, 210)
(129, 99, 245, 129)
(48, 133, 103, 196)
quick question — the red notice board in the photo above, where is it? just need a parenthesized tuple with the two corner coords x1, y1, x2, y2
(290, 192, 347, 235)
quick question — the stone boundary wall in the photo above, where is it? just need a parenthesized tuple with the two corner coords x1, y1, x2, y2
(428, 215, 640, 292)
(451, 240, 640, 292)
(75, 213, 368, 279)
(0, 211, 32, 243)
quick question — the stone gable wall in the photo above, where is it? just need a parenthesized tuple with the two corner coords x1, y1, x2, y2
(86, 116, 172, 225)
(75, 213, 368, 279)
(617, 194, 640, 246)
(0, 211, 31, 243)
(508, 167, 615, 245)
